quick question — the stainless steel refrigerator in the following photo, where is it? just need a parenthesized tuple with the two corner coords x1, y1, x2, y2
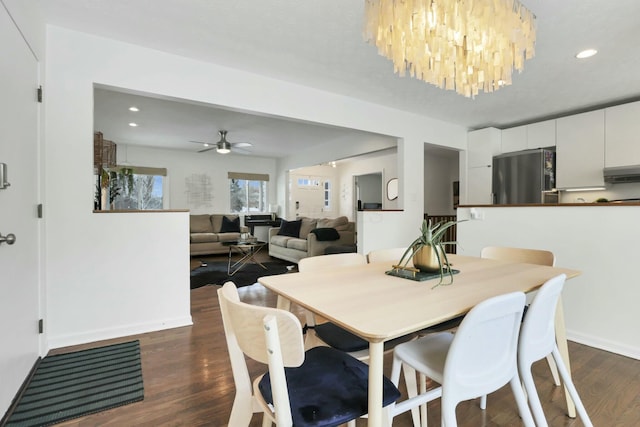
(492, 149, 556, 204)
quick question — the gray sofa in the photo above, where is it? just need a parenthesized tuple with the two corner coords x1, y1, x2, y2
(190, 214, 249, 256)
(268, 216, 356, 263)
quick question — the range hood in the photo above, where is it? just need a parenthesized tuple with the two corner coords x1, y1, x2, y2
(603, 165, 640, 183)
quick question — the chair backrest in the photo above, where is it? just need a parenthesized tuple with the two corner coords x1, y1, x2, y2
(367, 247, 413, 267)
(218, 282, 305, 366)
(218, 282, 306, 426)
(298, 252, 367, 272)
(519, 274, 566, 364)
(443, 291, 526, 404)
(480, 246, 555, 266)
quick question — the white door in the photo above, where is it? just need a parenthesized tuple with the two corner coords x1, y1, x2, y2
(0, 6, 41, 413)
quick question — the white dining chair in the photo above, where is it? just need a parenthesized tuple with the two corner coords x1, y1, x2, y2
(217, 281, 401, 426)
(519, 274, 594, 427)
(389, 291, 535, 427)
(479, 245, 561, 409)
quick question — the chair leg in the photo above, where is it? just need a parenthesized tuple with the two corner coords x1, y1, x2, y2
(546, 354, 561, 386)
(509, 376, 535, 427)
(519, 360, 548, 427)
(228, 393, 255, 427)
(552, 347, 594, 427)
(479, 394, 487, 410)
(419, 373, 427, 427)
(402, 364, 421, 427)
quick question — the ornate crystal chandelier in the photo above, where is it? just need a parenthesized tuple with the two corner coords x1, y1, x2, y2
(364, 0, 537, 98)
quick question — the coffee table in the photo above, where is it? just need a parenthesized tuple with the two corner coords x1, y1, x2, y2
(223, 240, 268, 276)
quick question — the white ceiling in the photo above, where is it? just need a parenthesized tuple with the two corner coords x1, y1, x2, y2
(42, 0, 640, 158)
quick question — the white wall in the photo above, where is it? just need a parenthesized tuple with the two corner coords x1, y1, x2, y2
(119, 144, 277, 213)
(457, 206, 640, 359)
(43, 26, 466, 351)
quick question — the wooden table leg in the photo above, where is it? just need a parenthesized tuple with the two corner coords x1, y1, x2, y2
(368, 340, 385, 427)
(276, 295, 290, 311)
(555, 295, 577, 418)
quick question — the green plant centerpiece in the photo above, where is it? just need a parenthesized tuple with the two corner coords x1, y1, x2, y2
(398, 218, 463, 287)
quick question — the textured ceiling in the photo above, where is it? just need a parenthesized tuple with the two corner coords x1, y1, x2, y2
(41, 0, 640, 157)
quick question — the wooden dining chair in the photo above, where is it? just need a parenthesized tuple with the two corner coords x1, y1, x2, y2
(217, 281, 401, 426)
(478, 246, 560, 409)
(389, 291, 535, 427)
(519, 274, 593, 427)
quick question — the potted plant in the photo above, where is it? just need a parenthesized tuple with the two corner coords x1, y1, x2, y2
(398, 218, 463, 286)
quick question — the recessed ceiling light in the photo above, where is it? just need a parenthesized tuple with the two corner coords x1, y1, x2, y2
(576, 49, 598, 59)
(129, 106, 139, 112)
(128, 122, 138, 127)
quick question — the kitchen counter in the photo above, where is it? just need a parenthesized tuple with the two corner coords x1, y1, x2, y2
(459, 202, 640, 207)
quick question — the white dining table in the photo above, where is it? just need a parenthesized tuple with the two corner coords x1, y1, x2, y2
(258, 254, 581, 426)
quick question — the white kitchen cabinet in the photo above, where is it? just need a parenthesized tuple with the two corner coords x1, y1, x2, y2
(467, 127, 501, 167)
(605, 101, 640, 167)
(501, 125, 527, 153)
(527, 119, 556, 149)
(556, 110, 605, 189)
(466, 128, 501, 204)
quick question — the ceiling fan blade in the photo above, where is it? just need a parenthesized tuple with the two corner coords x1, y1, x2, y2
(197, 146, 216, 153)
(189, 140, 208, 144)
(231, 142, 252, 148)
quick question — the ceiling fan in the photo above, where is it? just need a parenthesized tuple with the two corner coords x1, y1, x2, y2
(190, 130, 252, 154)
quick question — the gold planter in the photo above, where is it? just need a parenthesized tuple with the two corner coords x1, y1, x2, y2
(412, 245, 445, 273)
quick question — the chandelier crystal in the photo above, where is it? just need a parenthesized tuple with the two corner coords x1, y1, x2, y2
(364, 0, 537, 98)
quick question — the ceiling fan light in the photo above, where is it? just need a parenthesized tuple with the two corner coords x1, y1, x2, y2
(217, 141, 231, 154)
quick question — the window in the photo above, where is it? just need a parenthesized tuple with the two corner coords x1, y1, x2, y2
(229, 172, 269, 213)
(96, 166, 166, 210)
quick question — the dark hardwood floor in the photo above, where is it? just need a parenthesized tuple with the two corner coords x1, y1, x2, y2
(47, 254, 639, 426)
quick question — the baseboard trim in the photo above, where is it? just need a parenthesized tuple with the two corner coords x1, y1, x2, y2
(0, 356, 41, 427)
(567, 329, 640, 360)
(48, 316, 193, 350)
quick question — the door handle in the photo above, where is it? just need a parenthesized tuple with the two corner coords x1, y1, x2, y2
(0, 233, 16, 245)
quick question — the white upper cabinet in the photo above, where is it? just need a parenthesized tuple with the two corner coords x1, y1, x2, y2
(466, 128, 501, 204)
(501, 125, 527, 153)
(467, 127, 501, 167)
(502, 120, 556, 153)
(605, 101, 640, 168)
(556, 110, 605, 189)
(527, 119, 556, 149)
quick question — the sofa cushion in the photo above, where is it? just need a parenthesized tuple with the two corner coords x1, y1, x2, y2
(220, 215, 241, 233)
(210, 214, 224, 233)
(190, 215, 214, 233)
(286, 238, 308, 251)
(218, 232, 241, 242)
(278, 219, 302, 237)
(299, 217, 317, 238)
(191, 233, 219, 243)
(270, 235, 293, 248)
(317, 216, 349, 231)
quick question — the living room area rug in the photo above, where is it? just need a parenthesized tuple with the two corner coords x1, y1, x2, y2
(190, 259, 293, 289)
(5, 340, 144, 427)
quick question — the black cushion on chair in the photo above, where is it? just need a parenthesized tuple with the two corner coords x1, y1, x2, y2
(315, 322, 369, 352)
(258, 346, 400, 427)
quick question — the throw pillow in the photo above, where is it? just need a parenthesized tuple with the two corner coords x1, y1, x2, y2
(278, 219, 302, 238)
(220, 215, 241, 233)
(310, 228, 340, 241)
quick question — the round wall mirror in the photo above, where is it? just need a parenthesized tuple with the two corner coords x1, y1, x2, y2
(386, 178, 398, 201)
